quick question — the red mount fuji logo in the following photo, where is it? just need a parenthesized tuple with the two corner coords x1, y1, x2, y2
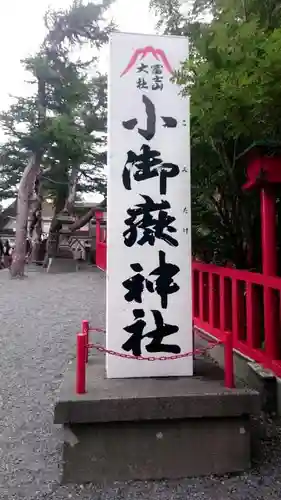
(120, 46, 173, 77)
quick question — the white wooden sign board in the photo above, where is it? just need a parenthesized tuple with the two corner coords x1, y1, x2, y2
(107, 32, 192, 378)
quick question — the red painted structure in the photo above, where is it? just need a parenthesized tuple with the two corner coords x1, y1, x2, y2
(193, 261, 281, 376)
(95, 143, 281, 378)
(242, 143, 280, 277)
(95, 224, 281, 377)
(95, 211, 107, 271)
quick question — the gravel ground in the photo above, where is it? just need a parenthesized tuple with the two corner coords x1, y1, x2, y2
(0, 267, 281, 500)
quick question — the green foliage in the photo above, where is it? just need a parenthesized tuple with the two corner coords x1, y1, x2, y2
(0, 0, 113, 206)
(149, 0, 188, 34)
(150, 0, 281, 268)
(44, 0, 113, 50)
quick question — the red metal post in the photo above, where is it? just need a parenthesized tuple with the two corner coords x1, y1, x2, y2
(261, 187, 277, 276)
(82, 320, 89, 363)
(224, 331, 234, 388)
(76, 333, 86, 394)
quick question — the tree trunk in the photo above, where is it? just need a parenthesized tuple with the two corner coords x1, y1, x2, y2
(10, 154, 41, 277)
(10, 76, 46, 277)
(30, 176, 43, 263)
(42, 194, 65, 267)
(69, 206, 97, 233)
(64, 164, 79, 215)
(31, 214, 43, 263)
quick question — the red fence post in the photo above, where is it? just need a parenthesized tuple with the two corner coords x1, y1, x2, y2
(199, 271, 204, 321)
(224, 331, 235, 388)
(220, 275, 225, 333)
(261, 187, 277, 277)
(76, 333, 86, 394)
(82, 320, 89, 363)
(264, 286, 279, 362)
(209, 273, 214, 328)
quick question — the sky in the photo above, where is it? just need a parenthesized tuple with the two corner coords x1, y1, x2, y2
(0, 0, 156, 111)
(0, 0, 156, 207)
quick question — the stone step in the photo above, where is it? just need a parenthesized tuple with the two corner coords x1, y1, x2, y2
(45, 257, 94, 273)
(46, 258, 77, 273)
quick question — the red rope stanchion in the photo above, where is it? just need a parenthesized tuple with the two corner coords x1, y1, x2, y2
(76, 333, 86, 394)
(82, 320, 89, 363)
(224, 331, 235, 388)
(75, 320, 235, 394)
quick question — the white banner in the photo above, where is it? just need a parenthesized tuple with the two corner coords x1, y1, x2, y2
(107, 32, 192, 378)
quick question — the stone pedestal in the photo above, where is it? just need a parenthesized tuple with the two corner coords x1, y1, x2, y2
(54, 351, 260, 484)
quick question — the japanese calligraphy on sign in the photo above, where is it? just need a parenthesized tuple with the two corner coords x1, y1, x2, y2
(107, 33, 192, 379)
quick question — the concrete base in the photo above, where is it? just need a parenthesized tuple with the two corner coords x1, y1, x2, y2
(247, 362, 276, 413)
(54, 348, 259, 484)
(62, 417, 250, 483)
(275, 377, 281, 415)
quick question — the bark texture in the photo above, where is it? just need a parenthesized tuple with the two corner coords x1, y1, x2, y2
(10, 154, 41, 278)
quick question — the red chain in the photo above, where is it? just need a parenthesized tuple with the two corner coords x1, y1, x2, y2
(89, 326, 219, 344)
(86, 340, 222, 361)
(85, 327, 222, 361)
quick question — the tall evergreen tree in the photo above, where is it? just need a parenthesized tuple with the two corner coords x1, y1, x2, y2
(150, 0, 281, 269)
(0, 0, 113, 277)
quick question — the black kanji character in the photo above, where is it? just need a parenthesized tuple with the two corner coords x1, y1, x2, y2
(148, 250, 180, 309)
(151, 64, 164, 91)
(137, 63, 149, 74)
(138, 95, 156, 140)
(123, 145, 160, 190)
(123, 194, 178, 248)
(122, 309, 146, 357)
(122, 144, 179, 195)
(151, 64, 163, 75)
(161, 116, 178, 128)
(152, 75, 164, 91)
(122, 118, 137, 130)
(123, 263, 144, 303)
(122, 96, 178, 137)
(183, 228, 189, 234)
(183, 207, 188, 214)
(123, 251, 180, 309)
(182, 166, 188, 173)
(145, 310, 180, 354)
(122, 95, 156, 140)
(136, 77, 148, 90)
(122, 309, 180, 357)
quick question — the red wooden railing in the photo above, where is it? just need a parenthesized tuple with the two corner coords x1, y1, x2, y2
(193, 261, 281, 377)
(95, 217, 281, 378)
